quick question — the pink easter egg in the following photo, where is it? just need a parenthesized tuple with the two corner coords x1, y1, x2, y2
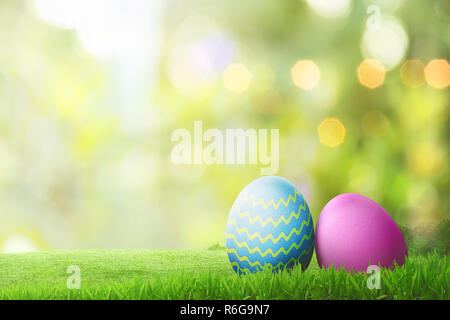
(315, 193, 408, 272)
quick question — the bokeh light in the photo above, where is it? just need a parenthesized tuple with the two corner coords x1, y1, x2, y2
(361, 15, 408, 70)
(166, 15, 236, 97)
(291, 60, 321, 90)
(167, 44, 216, 93)
(400, 59, 425, 88)
(317, 118, 346, 147)
(223, 63, 252, 93)
(408, 141, 446, 177)
(424, 59, 450, 89)
(305, 0, 351, 19)
(34, 0, 164, 61)
(33, 0, 80, 29)
(1, 232, 38, 253)
(357, 59, 386, 89)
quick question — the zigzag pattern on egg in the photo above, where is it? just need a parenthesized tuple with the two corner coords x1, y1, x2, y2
(226, 176, 315, 275)
(226, 226, 313, 257)
(230, 200, 307, 227)
(241, 190, 304, 210)
(226, 213, 312, 244)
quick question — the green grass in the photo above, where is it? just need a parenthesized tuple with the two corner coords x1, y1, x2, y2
(0, 249, 448, 299)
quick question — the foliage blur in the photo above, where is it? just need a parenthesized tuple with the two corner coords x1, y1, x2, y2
(0, 0, 448, 251)
(400, 219, 449, 256)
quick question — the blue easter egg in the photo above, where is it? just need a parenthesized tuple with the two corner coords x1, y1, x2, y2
(226, 176, 314, 274)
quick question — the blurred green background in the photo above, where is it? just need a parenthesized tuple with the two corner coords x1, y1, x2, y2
(0, 0, 448, 252)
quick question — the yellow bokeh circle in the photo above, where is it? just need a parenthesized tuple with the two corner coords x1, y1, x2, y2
(291, 60, 321, 90)
(317, 118, 346, 147)
(223, 63, 252, 93)
(357, 59, 385, 89)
